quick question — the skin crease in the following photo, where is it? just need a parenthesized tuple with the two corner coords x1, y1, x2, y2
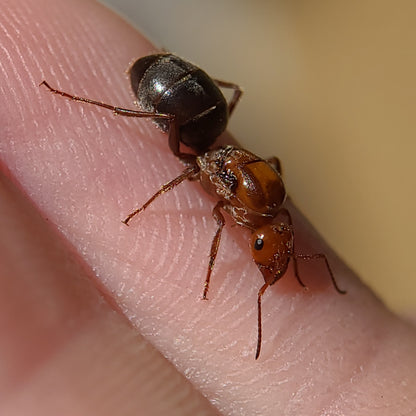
(0, 0, 415, 415)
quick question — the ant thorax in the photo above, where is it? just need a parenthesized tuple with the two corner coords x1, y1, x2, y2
(197, 146, 287, 228)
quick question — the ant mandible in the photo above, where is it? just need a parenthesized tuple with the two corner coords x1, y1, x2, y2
(40, 53, 346, 359)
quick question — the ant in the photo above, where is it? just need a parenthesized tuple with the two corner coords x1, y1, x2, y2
(40, 53, 346, 359)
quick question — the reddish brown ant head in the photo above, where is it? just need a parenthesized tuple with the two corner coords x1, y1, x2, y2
(251, 223, 293, 286)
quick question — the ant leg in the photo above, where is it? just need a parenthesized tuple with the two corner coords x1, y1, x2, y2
(295, 253, 347, 294)
(40, 81, 172, 120)
(213, 79, 243, 117)
(167, 118, 197, 164)
(122, 165, 199, 225)
(291, 256, 308, 290)
(202, 201, 226, 300)
(277, 208, 308, 289)
(256, 282, 269, 360)
(40, 80, 197, 162)
(267, 156, 282, 175)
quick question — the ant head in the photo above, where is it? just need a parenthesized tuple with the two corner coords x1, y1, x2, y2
(250, 223, 293, 285)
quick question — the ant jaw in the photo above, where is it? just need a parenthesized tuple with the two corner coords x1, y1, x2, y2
(255, 262, 284, 287)
(255, 263, 273, 286)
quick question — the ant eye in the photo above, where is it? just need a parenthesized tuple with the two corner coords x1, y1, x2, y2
(251, 226, 282, 266)
(254, 238, 264, 250)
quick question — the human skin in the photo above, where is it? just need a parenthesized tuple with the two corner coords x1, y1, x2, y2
(1, 0, 415, 415)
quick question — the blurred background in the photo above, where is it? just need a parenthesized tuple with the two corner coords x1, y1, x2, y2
(99, 0, 416, 316)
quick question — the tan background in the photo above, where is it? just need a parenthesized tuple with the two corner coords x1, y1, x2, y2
(99, 0, 416, 315)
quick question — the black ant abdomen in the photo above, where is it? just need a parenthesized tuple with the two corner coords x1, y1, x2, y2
(130, 53, 242, 156)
